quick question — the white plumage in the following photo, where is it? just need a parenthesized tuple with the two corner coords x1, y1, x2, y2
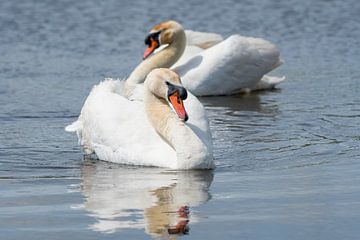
(174, 31, 285, 95)
(129, 21, 285, 96)
(66, 69, 214, 169)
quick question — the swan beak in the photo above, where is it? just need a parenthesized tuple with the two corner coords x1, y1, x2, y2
(143, 38, 159, 59)
(168, 91, 188, 122)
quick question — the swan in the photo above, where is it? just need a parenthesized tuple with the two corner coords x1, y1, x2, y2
(66, 68, 214, 169)
(126, 20, 285, 97)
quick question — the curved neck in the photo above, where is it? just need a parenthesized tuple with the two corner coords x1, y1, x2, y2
(127, 32, 186, 86)
(144, 90, 210, 169)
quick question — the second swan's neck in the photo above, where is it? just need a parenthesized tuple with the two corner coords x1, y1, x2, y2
(126, 32, 186, 86)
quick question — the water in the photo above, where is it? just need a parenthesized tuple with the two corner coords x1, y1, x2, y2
(1, 0, 360, 239)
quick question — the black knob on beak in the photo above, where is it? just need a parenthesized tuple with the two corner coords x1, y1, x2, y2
(166, 82, 188, 100)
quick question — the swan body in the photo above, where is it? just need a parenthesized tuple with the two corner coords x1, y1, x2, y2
(66, 69, 214, 169)
(174, 33, 284, 95)
(131, 20, 284, 96)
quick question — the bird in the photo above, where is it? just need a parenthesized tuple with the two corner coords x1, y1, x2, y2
(66, 68, 214, 169)
(125, 20, 284, 97)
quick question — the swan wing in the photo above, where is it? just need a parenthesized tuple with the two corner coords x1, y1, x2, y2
(251, 75, 286, 91)
(185, 91, 212, 151)
(185, 29, 224, 49)
(173, 35, 283, 96)
(172, 45, 204, 69)
(66, 79, 177, 168)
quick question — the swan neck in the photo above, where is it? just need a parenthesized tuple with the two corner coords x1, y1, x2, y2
(144, 89, 208, 168)
(127, 31, 186, 86)
(144, 91, 184, 149)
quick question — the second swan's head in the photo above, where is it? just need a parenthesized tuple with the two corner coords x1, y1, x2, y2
(145, 68, 188, 122)
(143, 20, 184, 59)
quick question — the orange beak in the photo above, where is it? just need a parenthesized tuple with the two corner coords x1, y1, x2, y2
(168, 91, 188, 121)
(143, 38, 159, 59)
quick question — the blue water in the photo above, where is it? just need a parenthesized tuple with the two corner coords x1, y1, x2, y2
(1, 0, 360, 239)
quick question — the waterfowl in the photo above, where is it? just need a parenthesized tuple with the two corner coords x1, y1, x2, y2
(66, 68, 214, 169)
(126, 20, 284, 97)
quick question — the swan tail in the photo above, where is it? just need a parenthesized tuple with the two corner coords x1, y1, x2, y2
(65, 119, 85, 145)
(251, 75, 286, 91)
(65, 119, 82, 132)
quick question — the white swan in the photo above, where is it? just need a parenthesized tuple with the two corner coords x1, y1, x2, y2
(126, 20, 284, 96)
(66, 68, 214, 169)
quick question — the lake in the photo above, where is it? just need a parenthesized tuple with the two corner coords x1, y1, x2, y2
(0, 0, 359, 239)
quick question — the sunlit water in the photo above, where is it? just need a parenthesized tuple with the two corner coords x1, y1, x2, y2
(1, 0, 360, 239)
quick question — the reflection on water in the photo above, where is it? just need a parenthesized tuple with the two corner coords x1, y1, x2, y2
(200, 92, 280, 115)
(80, 160, 213, 238)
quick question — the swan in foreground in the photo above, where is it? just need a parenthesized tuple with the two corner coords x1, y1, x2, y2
(126, 20, 284, 96)
(66, 68, 214, 169)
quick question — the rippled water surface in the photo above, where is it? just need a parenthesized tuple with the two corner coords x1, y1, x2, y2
(1, 0, 360, 239)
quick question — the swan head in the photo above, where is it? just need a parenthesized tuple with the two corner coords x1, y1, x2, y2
(145, 68, 188, 121)
(143, 20, 184, 59)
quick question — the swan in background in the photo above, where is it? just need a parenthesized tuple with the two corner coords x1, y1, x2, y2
(126, 20, 284, 96)
(175, 29, 285, 93)
(66, 68, 214, 169)
(78, 161, 213, 237)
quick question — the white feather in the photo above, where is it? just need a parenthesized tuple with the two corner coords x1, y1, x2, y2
(171, 31, 285, 95)
(66, 78, 213, 169)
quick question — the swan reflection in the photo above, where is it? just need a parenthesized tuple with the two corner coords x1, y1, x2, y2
(200, 93, 279, 114)
(80, 160, 213, 238)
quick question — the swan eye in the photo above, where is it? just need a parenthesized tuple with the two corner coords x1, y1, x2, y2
(144, 30, 161, 45)
(166, 82, 187, 100)
(143, 30, 162, 59)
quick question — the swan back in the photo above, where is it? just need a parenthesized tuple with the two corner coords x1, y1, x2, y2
(174, 35, 282, 95)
